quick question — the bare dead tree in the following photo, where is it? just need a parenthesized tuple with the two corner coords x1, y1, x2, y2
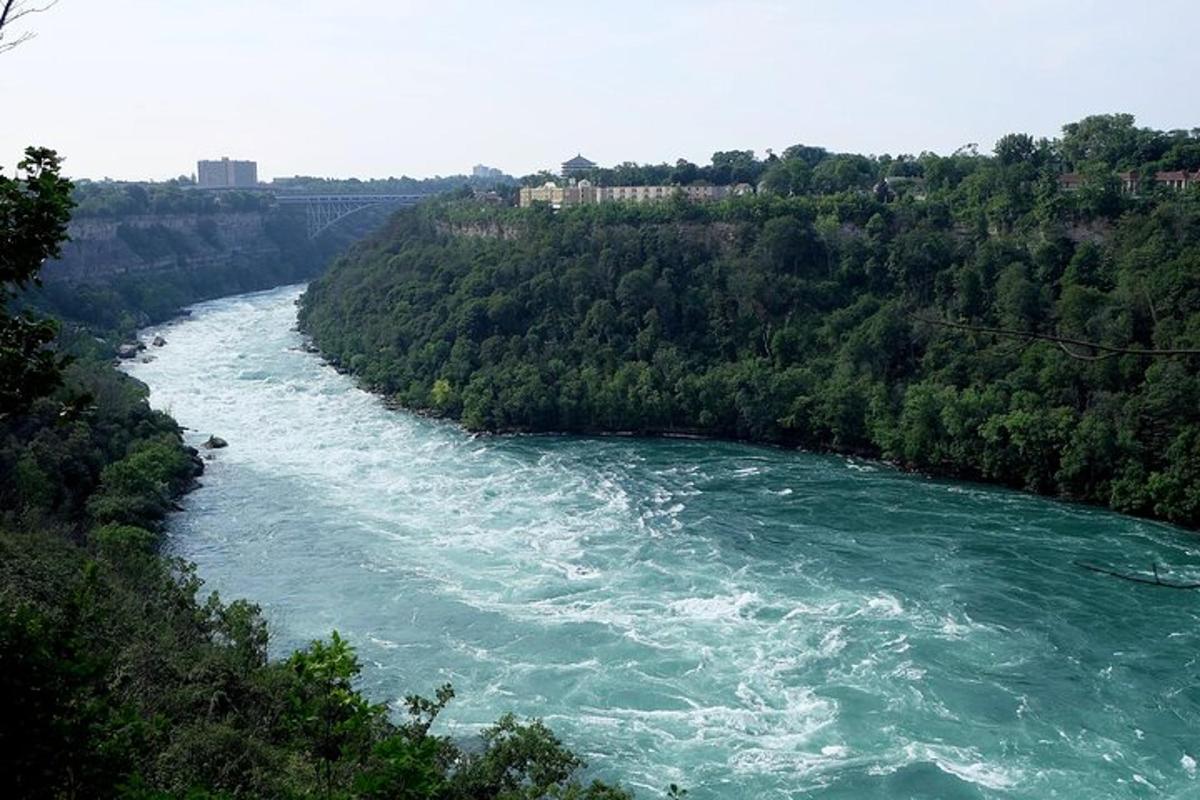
(911, 314, 1200, 361)
(0, 0, 57, 53)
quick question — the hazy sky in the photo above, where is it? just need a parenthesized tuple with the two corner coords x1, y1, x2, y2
(2, 1, 1198, 181)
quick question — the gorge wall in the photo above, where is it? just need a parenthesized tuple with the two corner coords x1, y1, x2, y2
(43, 211, 286, 285)
(32, 204, 387, 335)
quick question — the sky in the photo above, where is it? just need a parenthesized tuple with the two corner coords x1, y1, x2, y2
(2, 0, 1198, 182)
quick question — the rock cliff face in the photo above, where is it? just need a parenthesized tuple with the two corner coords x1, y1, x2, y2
(435, 217, 742, 253)
(42, 211, 282, 284)
(33, 203, 400, 334)
(434, 219, 525, 240)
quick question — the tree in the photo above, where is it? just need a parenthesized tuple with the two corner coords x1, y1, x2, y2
(287, 631, 383, 798)
(1059, 113, 1158, 169)
(669, 158, 699, 185)
(758, 216, 820, 276)
(759, 158, 812, 196)
(0, 147, 74, 417)
(994, 132, 1036, 166)
(0, 1, 57, 52)
(449, 713, 633, 800)
(710, 150, 760, 184)
(995, 263, 1041, 330)
(781, 143, 829, 168)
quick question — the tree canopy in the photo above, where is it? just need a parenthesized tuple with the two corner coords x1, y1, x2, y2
(0, 146, 74, 417)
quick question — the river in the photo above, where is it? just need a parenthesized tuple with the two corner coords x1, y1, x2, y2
(124, 285, 1200, 799)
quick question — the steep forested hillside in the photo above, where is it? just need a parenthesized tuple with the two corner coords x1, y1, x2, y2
(2, 369, 635, 797)
(300, 115, 1200, 527)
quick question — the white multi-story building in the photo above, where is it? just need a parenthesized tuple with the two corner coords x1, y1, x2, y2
(519, 179, 751, 208)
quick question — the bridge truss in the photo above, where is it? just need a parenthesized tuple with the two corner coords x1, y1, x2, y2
(274, 194, 425, 239)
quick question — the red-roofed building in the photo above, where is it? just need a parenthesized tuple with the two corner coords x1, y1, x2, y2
(1058, 172, 1085, 192)
(1154, 170, 1200, 190)
(1117, 170, 1141, 193)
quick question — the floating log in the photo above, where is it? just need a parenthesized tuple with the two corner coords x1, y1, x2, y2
(1075, 561, 1200, 590)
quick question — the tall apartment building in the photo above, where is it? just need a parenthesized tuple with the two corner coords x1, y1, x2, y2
(197, 157, 258, 188)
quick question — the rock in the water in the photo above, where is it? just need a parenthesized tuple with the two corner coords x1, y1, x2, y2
(152, 335, 167, 347)
(117, 343, 139, 359)
(184, 446, 205, 476)
(202, 435, 228, 449)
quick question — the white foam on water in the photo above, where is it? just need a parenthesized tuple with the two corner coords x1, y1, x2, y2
(890, 742, 1023, 791)
(864, 594, 904, 617)
(369, 636, 400, 649)
(818, 626, 847, 658)
(668, 592, 760, 622)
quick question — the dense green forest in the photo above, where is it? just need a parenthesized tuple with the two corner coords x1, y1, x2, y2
(301, 114, 1200, 528)
(2, 150, 637, 798)
(270, 173, 518, 198)
(71, 181, 275, 218)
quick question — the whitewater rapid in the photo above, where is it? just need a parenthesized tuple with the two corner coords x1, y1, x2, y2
(125, 285, 1200, 799)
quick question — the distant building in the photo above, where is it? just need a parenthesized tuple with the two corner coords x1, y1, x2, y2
(561, 154, 597, 178)
(197, 157, 258, 188)
(1155, 169, 1200, 191)
(472, 164, 504, 179)
(1058, 172, 1086, 192)
(1062, 170, 1141, 194)
(1118, 170, 1141, 193)
(519, 182, 570, 208)
(472, 188, 504, 204)
(1059, 169, 1200, 194)
(519, 179, 752, 209)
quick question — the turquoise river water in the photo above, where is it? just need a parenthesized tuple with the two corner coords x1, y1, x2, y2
(124, 286, 1200, 799)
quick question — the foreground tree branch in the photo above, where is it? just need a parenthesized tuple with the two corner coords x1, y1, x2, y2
(0, 0, 57, 53)
(911, 315, 1200, 360)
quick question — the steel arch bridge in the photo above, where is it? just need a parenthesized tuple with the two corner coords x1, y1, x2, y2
(274, 194, 425, 239)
